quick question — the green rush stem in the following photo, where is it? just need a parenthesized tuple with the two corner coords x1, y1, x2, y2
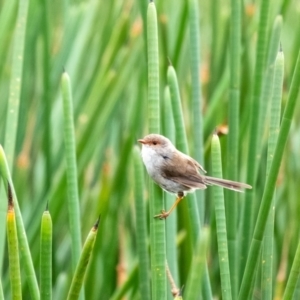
(261, 23, 283, 299)
(212, 134, 232, 300)
(240, 0, 271, 281)
(238, 49, 300, 300)
(188, 0, 205, 225)
(226, 0, 241, 297)
(40, 210, 53, 300)
(147, 2, 166, 299)
(61, 72, 82, 273)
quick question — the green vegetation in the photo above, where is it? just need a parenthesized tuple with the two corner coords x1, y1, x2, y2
(0, 0, 300, 299)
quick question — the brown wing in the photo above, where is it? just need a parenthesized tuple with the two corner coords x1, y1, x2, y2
(161, 151, 207, 189)
(187, 155, 207, 173)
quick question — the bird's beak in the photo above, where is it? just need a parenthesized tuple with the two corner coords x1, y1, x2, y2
(138, 139, 146, 144)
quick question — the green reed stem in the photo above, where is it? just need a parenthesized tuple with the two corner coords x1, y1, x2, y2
(6, 186, 21, 300)
(262, 46, 284, 299)
(188, 0, 205, 225)
(0, 282, 3, 300)
(226, 0, 241, 297)
(4, 0, 29, 169)
(238, 48, 300, 300)
(188, 0, 203, 164)
(0, 146, 39, 300)
(188, 6, 211, 293)
(147, 1, 160, 134)
(163, 87, 179, 300)
(167, 65, 188, 153)
(147, 2, 166, 299)
(240, 0, 271, 278)
(67, 219, 99, 300)
(133, 147, 151, 300)
(61, 72, 82, 272)
(41, 0, 52, 191)
(167, 64, 201, 233)
(167, 65, 212, 297)
(184, 228, 210, 299)
(212, 134, 232, 300)
(1, 0, 29, 278)
(282, 240, 300, 300)
(40, 209, 53, 300)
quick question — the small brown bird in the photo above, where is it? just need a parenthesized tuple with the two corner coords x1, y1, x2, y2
(138, 134, 251, 219)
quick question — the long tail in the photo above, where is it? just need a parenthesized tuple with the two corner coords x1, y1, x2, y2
(204, 176, 252, 192)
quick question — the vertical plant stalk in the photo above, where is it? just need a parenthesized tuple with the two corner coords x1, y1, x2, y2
(147, 1, 160, 134)
(188, 0, 203, 163)
(208, 0, 220, 97)
(211, 134, 232, 300)
(1, 0, 29, 277)
(137, 0, 147, 38)
(259, 16, 283, 137)
(188, 0, 204, 221)
(4, 0, 29, 169)
(6, 184, 22, 300)
(238, 49, 300, 300)
(0, 1, 18, 278)
(172, 1, 188, 67)
(0, 0, 17, 69)
(282, 240, 300, 300)
(40, 208, 53, 300)
(61, 72, 82, 271)
(167, 65, 200, 229)
(204, 71, 230, 137)
(262, 47, 284, 299)
(188, 6, 213, 296)
(163, 87, 179, 300)
(167, 65, 212, 296)
(41, 0, 52, 190)
(240, 0, 271, 276)
(133, 147, 151, 300)
(0, 146, 39, 300)
(0, 281, 4, 300)
(0, 187, 6, 286)
(53, 273, 68, 300)
(167, 65, 188, 153)
(67, 218, 99, 300)
(184, 228, 210, 299)
(226, 0, 241, 297)
(147, 2, 166, 299)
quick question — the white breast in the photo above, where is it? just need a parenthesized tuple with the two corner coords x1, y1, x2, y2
(140, 145, 164, 178)
(140, 144, 186, 194)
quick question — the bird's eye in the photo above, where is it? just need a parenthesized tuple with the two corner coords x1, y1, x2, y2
(153, 142, 157, 145)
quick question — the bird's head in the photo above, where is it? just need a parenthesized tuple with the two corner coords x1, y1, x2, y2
(138, 134, 172, 149)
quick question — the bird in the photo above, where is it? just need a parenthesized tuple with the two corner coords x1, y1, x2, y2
(138, 133, 252, 219)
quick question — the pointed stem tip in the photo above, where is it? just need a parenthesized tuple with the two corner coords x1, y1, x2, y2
(7, 181, 13, 207)
(94, 215, 101, 230)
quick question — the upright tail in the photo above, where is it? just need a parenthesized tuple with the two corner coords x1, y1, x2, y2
(204, 176, 252, 192)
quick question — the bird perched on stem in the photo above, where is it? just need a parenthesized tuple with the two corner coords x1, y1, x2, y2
(138, 133, 251, 219)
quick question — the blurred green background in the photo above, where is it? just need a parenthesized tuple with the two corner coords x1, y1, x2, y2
(1, 0, 300, 299)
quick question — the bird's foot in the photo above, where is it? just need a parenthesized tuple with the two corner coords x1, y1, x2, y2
(154, 210, 169, 220)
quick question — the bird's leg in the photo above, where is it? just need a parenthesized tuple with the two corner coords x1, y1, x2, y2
(154, 192, 184, 219)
